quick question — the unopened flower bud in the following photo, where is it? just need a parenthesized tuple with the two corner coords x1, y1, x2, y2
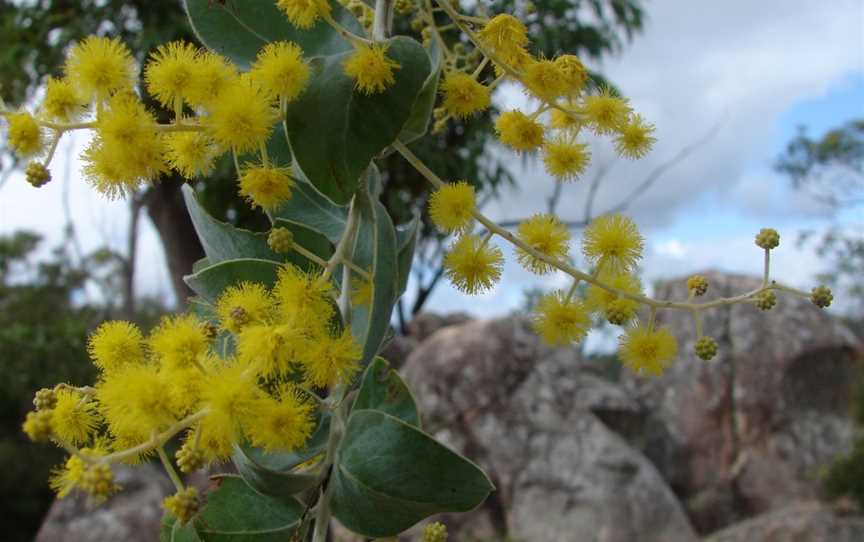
(694, 336, 718, 361)
(754, 290, 776, 311)
(163, 487, 200, 525)
(34, 387, 57, 410)
(80, 462, 115, 500)
(176, 441, 206, 473)
(687, 275, 708, 297)
(422, 521, 448, 542)
(22, 410, 54, 442)
(755, 228, 780, 250)
(268, 227, 294, 253)
(810, 285, 833, 309)
(605, 299, 634, 326)
(26, 162, 51, 187)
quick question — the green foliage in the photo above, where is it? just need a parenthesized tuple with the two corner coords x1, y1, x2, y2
(331, 410, 494, 537)
(284, 36, 432, 204)
(0, 232, 97, 541)
(161, 476, 305, 541)
(776, 119, 864, 313)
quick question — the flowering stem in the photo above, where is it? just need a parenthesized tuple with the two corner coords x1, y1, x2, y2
(157, 445, 185, 492)
(94, 409, 209, 465)
(762, 248, 770, 287)
(322, 198, 360, 282)
(392, 139, 793, 313)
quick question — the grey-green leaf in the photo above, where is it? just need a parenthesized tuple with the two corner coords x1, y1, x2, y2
(194, 476, 304, 541)
(332, 410, 494, 538)
(183, 0, 363, 68)
(349, 189, 398, 367)
(184, 258, 281, 302)
(398, 40, 443, 144)
(283, 36, 432, 205)
(232, 412, 331, 497)
(183, 185, 279, 263)
(395, 215, 420, 296)
(352, 357, 420, 426)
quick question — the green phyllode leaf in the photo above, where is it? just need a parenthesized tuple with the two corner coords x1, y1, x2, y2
(283, 36, 432, 205)
(352, 357, 420, 426)
(332, 410, 494, 537)
(184, 258, 282, 302)
(349, 175, 399, 367)
(232, 412, 331, 497)
(398, 39, 443, 144)
(184, 0, 363, 68)
(194, 476, 304, 541)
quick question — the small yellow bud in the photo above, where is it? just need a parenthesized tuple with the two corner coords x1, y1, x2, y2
(755, 228, 780, 250)
(176, 441, 206, 473)
(22, 410, 54, 442)
(422, 521, 448, 542)
(79, 463, 115, 501)
(754, 290, 777, 311)
(810, 285, 833, 309)
(605, 298, 635, 326)
(687, 275, 708, 297)
(694, 336, 718, 361)
(34, 388, 58, 410)
(163, 487, 200, 525)
(26, 162, 52, 187)
(268, 227, 295, 253)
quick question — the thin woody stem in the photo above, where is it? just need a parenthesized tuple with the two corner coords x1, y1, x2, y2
(392, 139, 786, 312)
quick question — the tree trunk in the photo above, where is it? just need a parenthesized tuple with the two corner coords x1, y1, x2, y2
(144, 176, 204, 307)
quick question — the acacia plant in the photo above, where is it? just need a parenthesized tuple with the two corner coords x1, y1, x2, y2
(3, 0, 835, 539)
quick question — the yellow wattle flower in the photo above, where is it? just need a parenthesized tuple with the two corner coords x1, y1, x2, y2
(51, 389, 100, 446)
(164, 131, 221, 179)
(6, 112, 43, 157)
(185, 51, 237, 108)
(298, 328, 362, 389)
(144, 40, 199, 109)
(582, 87, 631, 135)
(41, 77, 87, 122)
(542, 137, 590, 181)
(87, 320, 146, 373)
(515, 214, 571, 274)
(523, 59, 568, 101)
(148, 313, 211, 370)
(440, 73, 490, 119)
(532, 291, 591, 346)
(64, 35, 137, 101)
(495, 110, 544, 152)
(615, 114, 656, 159)
(277, 0, 332, 29)
(343, 43, 401, 95)
(239, 164, 295, 211)
(244, 386, 315, 453)
(428, 181, 476, 233)
(582, 214, 644, 273)
(250, 41, 311, 102)
(443, 235, 504, 295)
(215, 281, 275, 333)
(618, 324, 678, 375)
(203, 77, 279, 153)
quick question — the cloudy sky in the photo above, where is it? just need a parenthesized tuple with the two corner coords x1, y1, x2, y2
(1, 0, 862, 317)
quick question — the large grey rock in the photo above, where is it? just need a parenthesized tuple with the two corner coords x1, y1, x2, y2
(621, 271, 861, 532)
(704, 501, 864, 542)
(35, 464, 172, 542)
(403, 316, 697, 541)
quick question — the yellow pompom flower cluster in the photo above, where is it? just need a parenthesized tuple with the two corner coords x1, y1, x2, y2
(1, 34, 317, 207)
(343, 43, 401, 95)
(440, 73, 491, 119)
(516, 214, 571, 274)
(20, 258, 364, 499)
(443, 235, 504, 294)
(428, 181, 476, 232)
